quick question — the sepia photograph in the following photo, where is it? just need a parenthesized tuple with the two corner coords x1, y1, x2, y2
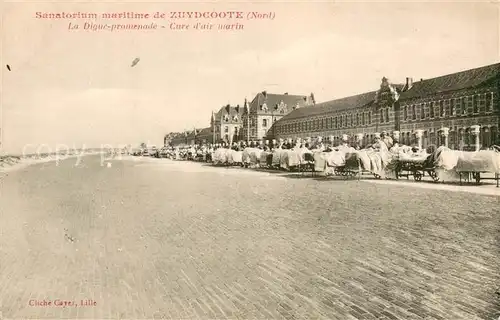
(1, 0, 499, 319)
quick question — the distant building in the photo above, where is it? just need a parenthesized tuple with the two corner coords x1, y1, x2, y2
(272, 63, 500, 150)
(168, 127, 213, 146)
(194, 127, 214, 144)
(242, 91, 315, 142)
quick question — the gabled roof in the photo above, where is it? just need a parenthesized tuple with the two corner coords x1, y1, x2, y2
(214, 105, 245, 122)
(400, 63, 500, 100)
(279, 90, 377, 121)
(249, 92, 311, 113)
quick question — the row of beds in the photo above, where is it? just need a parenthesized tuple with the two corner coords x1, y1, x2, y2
(203, 147, 500, 187)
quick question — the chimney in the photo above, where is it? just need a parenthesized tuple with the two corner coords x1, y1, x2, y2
(262, 91, 267, 97)
(406, 77, 413, 90)
(235, 104, 240, 113)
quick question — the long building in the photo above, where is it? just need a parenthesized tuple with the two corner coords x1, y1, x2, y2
(271, 63, 500, 151)
(168, 127, 212, 146)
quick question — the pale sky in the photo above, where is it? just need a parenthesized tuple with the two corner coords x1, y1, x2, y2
(1, 0, 499, 153)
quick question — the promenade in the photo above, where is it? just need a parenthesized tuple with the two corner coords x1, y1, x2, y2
(0, 155, 498, 320)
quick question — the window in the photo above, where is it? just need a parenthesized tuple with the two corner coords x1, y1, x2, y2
(411, 105, 416, 120)
(478, 93, 486, 113)
(403, 106, 408, 121)
(420, 103, 425, 120)
(362, 112, 366, 125)
(380, 109, 384, 123)
(451, 99, 456, 116)
(473, 95, 479, 114)
(368, 111, 372, 124)
(458, 97, 464, 115)
(429, 102, 434, 118)
(224, 126, 229, 133)
(350, 114, 353, 127)
(467, 96, 473, 114)
(489, 92, 494, 111)
(263, 119, 268, 127)
(439, 101, 444, 117)
(385, 108, 389, 122)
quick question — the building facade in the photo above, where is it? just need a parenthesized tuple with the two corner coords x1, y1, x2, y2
(212, 104, 245, 144)
(272, 63, 500, 150)
(242, 91, 315, 142)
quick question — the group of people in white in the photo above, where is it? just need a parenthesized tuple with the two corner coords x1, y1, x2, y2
(161, 131, 499, 184)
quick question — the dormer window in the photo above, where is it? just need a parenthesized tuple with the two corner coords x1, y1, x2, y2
(224, 115, 229, 122)
(233, 116, 238, 122)
(261, 103, 268, 112)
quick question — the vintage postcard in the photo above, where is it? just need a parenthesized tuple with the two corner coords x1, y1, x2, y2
(1, 0, 499, 319)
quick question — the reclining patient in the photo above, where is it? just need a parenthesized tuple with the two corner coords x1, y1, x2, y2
(370, 134, 388, 152)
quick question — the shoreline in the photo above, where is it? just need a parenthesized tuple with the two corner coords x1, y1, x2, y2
(0, 152, 102, 175)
